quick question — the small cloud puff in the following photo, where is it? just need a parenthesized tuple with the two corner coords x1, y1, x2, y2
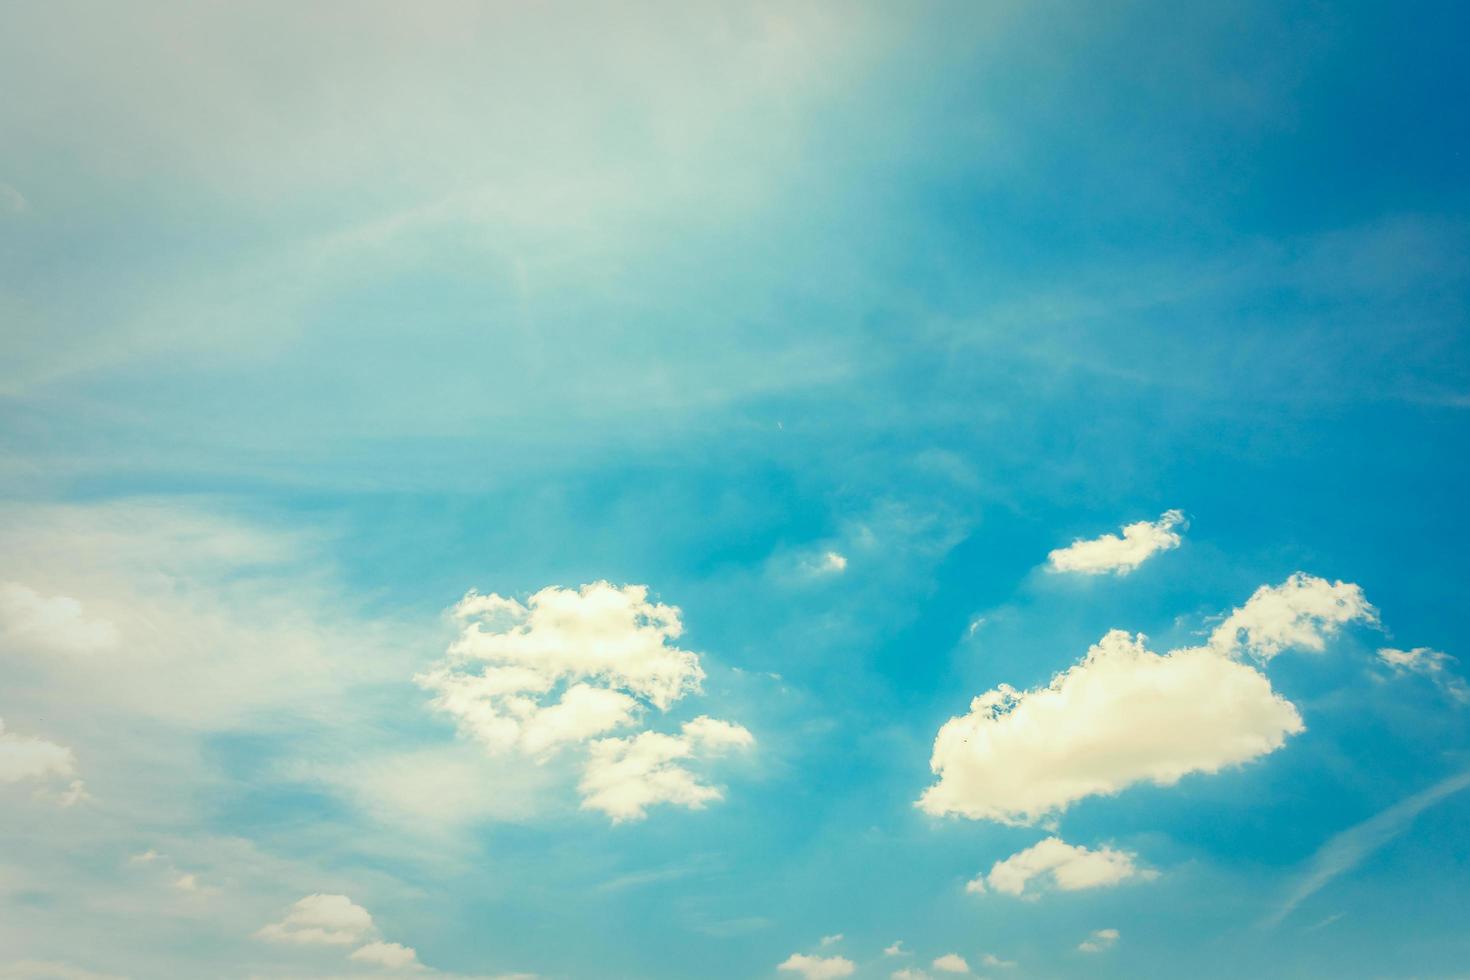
(1046, 510, 1184, 575)
(931, 953, 969, 973)
(350, 941, 421, 969)
(1377, 647, 1469, 704)
(968, 837, 1155, 897)
(1078, 928, 1120, 953)
(777, 953, 855, 979)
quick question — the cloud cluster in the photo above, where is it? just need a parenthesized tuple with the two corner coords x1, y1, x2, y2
(919, 574, 1378, 824)
(777, 953, 855, 979)
(258, 894, 419, 971)
(419, 583, 751, 821)
(967, 837, 1154, 896)
(1046, 510, 1185, 575)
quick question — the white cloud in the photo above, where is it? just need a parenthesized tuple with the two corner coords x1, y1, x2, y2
(0, 718, 77, 788)
(981, 953, 1016, 968)
(0, 582, 118, 654)
(420, 583, 752, 821)
(969, 837, 1154, 896)
(818, 552, 848, 574)
(1377, 647, 1469, 704)
(1078, 928, 1119, 953)
(578, 716, 753, 822)
(931, 953, 969, 973)
(1208, 573, 1376, 660)
(883, 941, 907, 956)
(890, 971, 929, 980)
(256, 894, 375, 946)
(820, 934, 844, 947)
(418, 583, 705, 755)
(1046, 510, 1184, 575)
(350, 942, 420, 969)
(777, 954, 855, 980)
(919, 629, 1303, 824)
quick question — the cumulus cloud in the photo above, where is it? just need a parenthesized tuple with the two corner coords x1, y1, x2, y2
(578, 716, 754, 822)
(421, 583, 751, 820)
(1046, 510, 1184, 575)
(931, 953, 969, 973)
(0, 582, 118, 654)
(883, 941, 907, 956)
(349, 942, 420, 969)
(256, 894, 375, 946)
(890, 971, 929, 980)
(419, 583, 705, 755)
(1377, 647, 1469, 705)
(919, 629, 1303, 824)
(777, 954, 855, 979)
(920, 574, 1381, 824)
(820, 934, 843, 947)
(981, 953, 1016, 968)
(0, 717, 79, 794)
(967, 837, 1155, 896)
(1208, 573, 1376, 660)
(1078, 928, 1119, 953)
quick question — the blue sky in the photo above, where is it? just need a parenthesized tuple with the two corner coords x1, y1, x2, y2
(1, 2, 1468, 978)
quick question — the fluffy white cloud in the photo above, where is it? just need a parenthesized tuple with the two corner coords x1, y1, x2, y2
(421, 583, 752, 820)
(419, 583, 705, 755)
(350, 941, 420, 969)
(931, 953, 969, 973)
(968, 837, 1154, 896)
(777, 954, 855, 979)
(1208, 573, 1376, 660)
(0, 718, 77, 787)
(1046, 510, 1184, 575)
(1078, 928, 1119, 953)
(578, 716, 754, 822)
(890, 971, 928, 980)
(0, 582, 118, 655)
(820, 934, 844, 947)
(981, 953, 1017, 968)
(256, 894, 375, 946)
(918, 630, 1304, 824)
(1377, 647, 1469, 704)
(883, 941, 907, 956)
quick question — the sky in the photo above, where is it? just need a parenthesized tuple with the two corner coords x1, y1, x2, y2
(1, 2, 1469, 978)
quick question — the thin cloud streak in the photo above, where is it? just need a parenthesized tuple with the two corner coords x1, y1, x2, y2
(1266, 770, 1470, 927)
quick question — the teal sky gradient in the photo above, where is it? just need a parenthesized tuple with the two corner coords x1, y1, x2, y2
(2, 3, 1469, 979)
